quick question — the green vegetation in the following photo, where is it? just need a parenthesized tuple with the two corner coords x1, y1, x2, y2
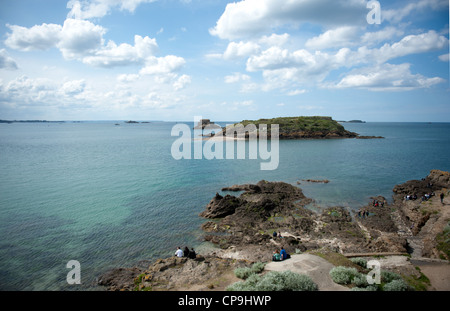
(227, 116, 356, 138)
(227, 270, 318, 291)
(350, 257, 368, 269)
(234, 262, 266, 279)
(402, 267, 431, 291)
(329, 266, 360, 285)
(436, 222, 450, 260)
(329, 266, 414, 291)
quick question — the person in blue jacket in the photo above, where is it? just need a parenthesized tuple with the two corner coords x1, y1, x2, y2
(280, 247, 290, 260)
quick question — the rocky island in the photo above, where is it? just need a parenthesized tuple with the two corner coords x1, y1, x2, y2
(214, 116, 383, 139)
(98, 170, 449, 291)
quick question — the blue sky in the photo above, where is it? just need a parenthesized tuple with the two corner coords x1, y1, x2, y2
(0, 0, 448, 122)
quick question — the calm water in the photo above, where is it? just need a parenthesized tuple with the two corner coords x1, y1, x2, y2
(0, 121, 449, 290)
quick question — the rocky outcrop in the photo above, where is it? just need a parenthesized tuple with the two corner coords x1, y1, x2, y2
(98, 256, 251, 291)
(199, 180, 410, 261)
(391, 170, 450, 260)
(98, 171, 449, 291)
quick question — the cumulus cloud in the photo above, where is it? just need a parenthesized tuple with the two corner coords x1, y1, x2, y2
(5, 23, 62, 51)
(82, 35, 158, 67)
(0, 49, 18, 70)
(173, 74, 191, 90)
(4, 18, 187, 79)
(139, 55, 186, 75)
(382, 0, 448, 23)
(224, 72, 251, 83)
(209, 0, 368, 40)
(67, 0, 158, 20)
(61, 79, 86, 95)
(57, 18, 106, 59)
(334, 63, 445, 91)
(223, 41, 261, 60)
(375, 30, 448, 63)
(305, 26, 360, 50)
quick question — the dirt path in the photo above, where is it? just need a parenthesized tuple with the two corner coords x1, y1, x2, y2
(264, 254, 349, 291)
(411, 259, 450, 291)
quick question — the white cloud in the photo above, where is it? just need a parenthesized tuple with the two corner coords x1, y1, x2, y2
(258, 33, 290, 47)
(0, 49, 18, 70)
(5, 23, 62, 51)
(223, 41, 261, 60)
(67, 0, 158, 20)
(224, 72, 251, 83)
(244, 30, 448, 91)
(117, 73, 140, 82)
(334, 63, 445, 91)
(439, 53, 450, 62)
(139, 55, 186, 75)
(209, 0, 368, 40)
(4, 18, 186, 80)
(382, 0, 448, 23)
(361, 27, 404, 45)
(287, 89, 307, 96)
(375, 30, 448, 63)
(61, 79, 86, 95)
(173, 74, 191, 90)
(305, 26, 360, 50)
(82, 35, 158, 67)
(57, 18, 106, 59)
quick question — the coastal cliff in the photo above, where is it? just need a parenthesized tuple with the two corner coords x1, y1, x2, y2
(98, 170, 449, 291)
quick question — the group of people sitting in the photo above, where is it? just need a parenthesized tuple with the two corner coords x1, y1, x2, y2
(174, 246, 197, 259)
(272, 231, 283, 239)
(272, 247, 290, 261)
(372, 199, 385, 207)
(405, 192, 435, 202)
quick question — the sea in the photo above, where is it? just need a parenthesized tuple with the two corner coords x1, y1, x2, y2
(0, 121, 449, 290)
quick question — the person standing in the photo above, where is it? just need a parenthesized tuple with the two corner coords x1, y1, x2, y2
(440, 192, 445, 204)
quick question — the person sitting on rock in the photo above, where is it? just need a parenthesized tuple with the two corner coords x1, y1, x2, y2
(280, 247, 290, 260)
(175, 247, 183, 258)
(273, 231, 277, 238)
(272, 250, 281, 261)
(188, 248, 196, 259)
(183, 246, 190, 258)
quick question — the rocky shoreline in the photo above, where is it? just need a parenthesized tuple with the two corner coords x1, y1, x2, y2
(98, 170, 449, 291)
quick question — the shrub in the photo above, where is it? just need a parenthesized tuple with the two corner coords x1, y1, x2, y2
(234, 262, 267, 280)
(383, 279, 412, 291)
(381, 270, 402, 283)
(226, 281, 252, 291)
(251, 262, 266, 274)
(351, 285, 378, 291)
(350, 257, 367, 269)
(353, 273, 369, 288)
(329, 266, 359, 284)
(234, 267, 254, 280)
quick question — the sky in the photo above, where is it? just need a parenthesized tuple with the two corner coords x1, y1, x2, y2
(0, 0, 449, 122)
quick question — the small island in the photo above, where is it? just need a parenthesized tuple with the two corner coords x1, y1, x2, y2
(194, 118, 221, 129)
(216, 116, 382, 139)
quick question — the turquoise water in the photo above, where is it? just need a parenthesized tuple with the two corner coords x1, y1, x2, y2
(0, 121, 449, 290)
